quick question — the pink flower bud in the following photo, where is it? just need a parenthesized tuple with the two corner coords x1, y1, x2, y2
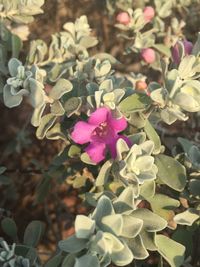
(116, 12, 130, 25)
(135, 81, 148, 91)
(183, 40, 193, 55)
(172, 39, 193, 64)
(143, 6, 155, 23)
(141, 48, 156, 63)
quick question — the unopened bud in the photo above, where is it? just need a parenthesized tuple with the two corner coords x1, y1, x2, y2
(141, 48, 156, 63)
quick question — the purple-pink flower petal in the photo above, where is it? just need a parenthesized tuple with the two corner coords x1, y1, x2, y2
(85, 142, 106, 163)
(88, 107, 109, 125)
(183, 40, 193, 55)
(71, 121, 96, 144)
(108, 115, 128, 133)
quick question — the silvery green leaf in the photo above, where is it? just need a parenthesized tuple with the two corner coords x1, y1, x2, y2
(116, 138, 129, 161)
(140, 140, 155, 155)
(27, 39, 48, 65)
(94, 91, 103, 108)
(154, 0, 174, 18)
(128, 132, 146, 145)
(79, 36, 98, 49)
(63, 22, 75, 38)
(155, 235, 185, 267)
(150, 88, 168, 108)
(8, 58, 22, 77)
(0, 0, 45, 24)
(160, 106, 188, 125)
(119, 93, 151, 114)
(49, 62, 75, 82)
(80, 152, 97, 165)
(96, 160, 113, 186)
(103, 232, 124, 252)
(59, 235, 88, 253)
(75, 215, 95, 239)
(137, 168, 157, 183)
(75, 15, 90, 38)
(49, 79, 73, 100)
(131, 209, 167, 232)
(111, 242, 133, 266)
(121, 140, 157, 185)
(140, 231, 157, 251)
(92, 196, 114, 225)
(99, 253, 111, 267)
(165, 69, 179, 94)
(128, 112, 147, 128)
(31, 104, 46, 127)
(74, 254, 100, 267)
(113, 186, 136, 213)
(121, 215, 143, 238)
(113, 89, 125, 103)
(103, 92, 115, 103)
(101, 214, 123, 235)
(3, 84, 27, 107)
(140, 180, 155, 199)
(143, 120, 161, 154)
(174, 208, 199, 226)
(50, 101, 65, 116)
(31, 65, 46, 82)
(93, 53, 119, 65)
(35, 40, 48, 63)
(134, 156, 154, 172)
(90, 230, 107, 255)
(29, 78, 45, 108)
(94, 60, 111, 78)
(36, 114, 57, 139)
(46, 123, 67, 141)
(176, 94, 200, 113)
(177, 80, 200, 111)
(126, 235, 149, 259)
(153, 44, 171, 57)
(155, 154, 187, 191)
(64, 97, 82, 117)
(86, 82, 99, 94)
(149, 194, 180, 222)
(178, 56, 197, 79)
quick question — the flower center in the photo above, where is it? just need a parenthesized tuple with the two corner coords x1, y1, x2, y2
(92, 122, 108, 137)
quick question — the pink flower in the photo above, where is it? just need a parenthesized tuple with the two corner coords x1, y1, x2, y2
(172, 40, 193, 64)
(71, 107, 130, 163)
(141, 48, 156, 63)
(143, 6, 155, 23)
(116, 12, 130, 25)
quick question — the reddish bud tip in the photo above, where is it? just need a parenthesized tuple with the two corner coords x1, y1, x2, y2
(135, 81, 148, 91)
(143, 6, 155, 23)
(116, 12, 130, 25)
(141, 48, 156, 63)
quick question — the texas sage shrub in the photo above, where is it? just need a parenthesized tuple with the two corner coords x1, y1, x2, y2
(0, 1, 199, 267)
